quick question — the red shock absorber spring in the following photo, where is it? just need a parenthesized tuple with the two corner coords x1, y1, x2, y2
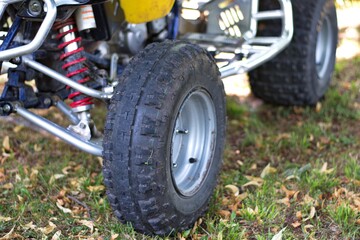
(53, 18, 93, 109)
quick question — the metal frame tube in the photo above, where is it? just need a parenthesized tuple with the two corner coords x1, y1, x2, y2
(23, 57, 113, 99)
(0, 0, 57, 61)
(0, 0, 22, 19)
(53, 98, 80, 125)
(15, 105, 103, 156)
(219, 0, 294, 78)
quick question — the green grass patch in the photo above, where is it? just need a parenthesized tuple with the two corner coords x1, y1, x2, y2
(1, 48, 360, 239)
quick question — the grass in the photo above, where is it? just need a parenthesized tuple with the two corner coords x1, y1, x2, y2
(1, 57, 360, 239)
(1, 51, 360, 240)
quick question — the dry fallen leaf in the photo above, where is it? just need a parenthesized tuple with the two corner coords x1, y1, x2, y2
(303, 207, 316, 222)
(111, 234, 119, 240)
(271, 227, 286, 240)
(242, 180, 262, 188)
(320, 162, 328, 172)
(87, 185, 105, 192)
(218, 210, 231, 219)
(236, 192, 248, 202)
(244, 206, 258, 216)
(33, 144, 42, 152)
(275, 133, 291, 142)
(319, 162, 334, 174)
(315, 102, 322, 112)
(2, 136, 10, 152)
(97, 157, 103, 167)
(276, 197, 290, 207)
(51, 230, 61, 240)
(78, 219, 94, 233)
(225, 184, 239, 196)
(30, 169, 39, 182)
(281, 185, 296, 199)
(260, 164, 277, 178)
(250, 163, 257, 170)
(56, 202, 72, 214)
(62, 166, 72, 175)
(49, 174, 65, 184)
(354, 180, 360, 186)
(291, 221, 301, 228)
(243, 175, 264, 188)
(296, 211, 302, 220)
(302, 194, 315, 205)
(38, 221, 56, 235)
(0, 216, 12, 222)
(1, 182, 13, 190)
(13, 125, 24, 133)
(23, 221, 36, 230)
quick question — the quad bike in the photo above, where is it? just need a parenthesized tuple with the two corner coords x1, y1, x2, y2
(0, 0, 338, 235)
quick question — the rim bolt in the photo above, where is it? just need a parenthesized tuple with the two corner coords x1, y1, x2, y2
(176, 129, 189, 134)
(189, 158, 197, 164)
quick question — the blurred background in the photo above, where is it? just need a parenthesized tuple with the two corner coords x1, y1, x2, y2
(223, 0, 360, 98)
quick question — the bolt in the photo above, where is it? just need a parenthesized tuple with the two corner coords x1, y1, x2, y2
(79, 122, 87, 129)
(176, 129, 189, 134)
(43, 98, 51, 106)
(10, 57, 21, 65)
(172, 163, 178, 168)
(28, 0, 42, 16)
(189, 158, 197, 164)
(3, 104, 11, 113)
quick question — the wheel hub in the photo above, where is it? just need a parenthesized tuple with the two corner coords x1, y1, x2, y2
(171, 89, 216, 197)
(316, 15, 334, 80)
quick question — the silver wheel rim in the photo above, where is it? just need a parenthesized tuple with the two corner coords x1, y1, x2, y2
(316, 15, 334, 80)
(171, 89, 216, 197)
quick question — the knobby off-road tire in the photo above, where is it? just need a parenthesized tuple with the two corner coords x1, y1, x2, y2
(103, 41, 226, 235)
(249, 0, 338, 106)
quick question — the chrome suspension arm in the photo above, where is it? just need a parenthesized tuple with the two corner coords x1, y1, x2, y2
(14, 104, 103, 156)
(23, 57, 113, 99)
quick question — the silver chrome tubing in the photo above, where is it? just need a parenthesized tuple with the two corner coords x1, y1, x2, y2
(23, 57, 113, 99)
(219, 0, 294, 78)
(15, 105, 103, 156)
(0, 0, 22, 19)
(0, 61, 16, 74)
(0, 0, 57, 61)
(53, 98, 80, 125)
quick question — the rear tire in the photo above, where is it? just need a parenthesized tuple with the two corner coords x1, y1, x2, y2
(103, 41, 226, 235)
(249, 0, 338, 106)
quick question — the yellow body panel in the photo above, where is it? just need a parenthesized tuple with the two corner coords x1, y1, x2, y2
(121, 0, 175, 24)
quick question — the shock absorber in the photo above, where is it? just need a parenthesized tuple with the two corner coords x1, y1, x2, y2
(53, 18, 93, 110)
(53, 11, 98, 140)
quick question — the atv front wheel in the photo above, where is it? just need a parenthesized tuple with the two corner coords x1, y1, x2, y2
(103, 41, 226, 235)
(249, 0, 338, 106)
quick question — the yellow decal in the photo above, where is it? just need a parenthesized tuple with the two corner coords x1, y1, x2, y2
(121, 0, 175, 24)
